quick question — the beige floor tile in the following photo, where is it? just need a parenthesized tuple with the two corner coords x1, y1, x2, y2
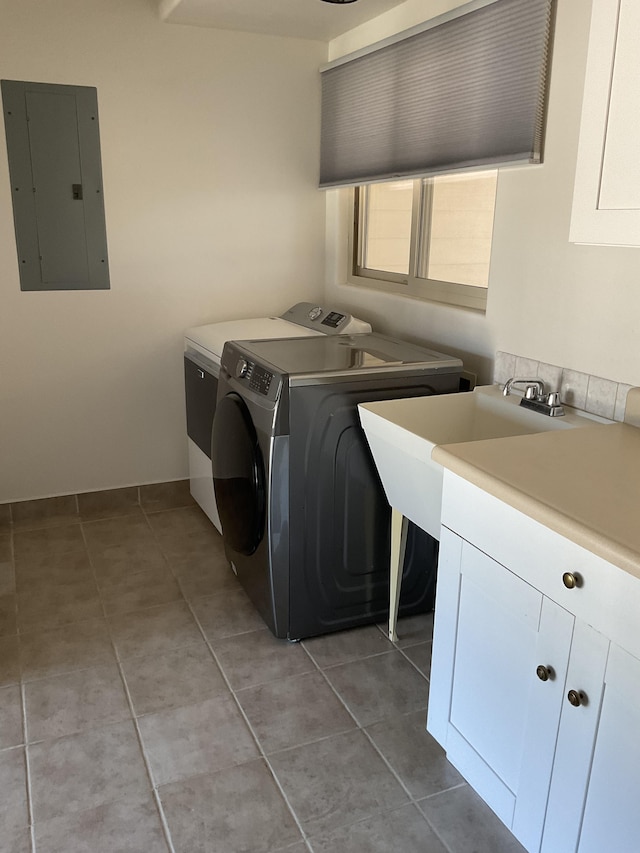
(0, 635, 20, 686)
(90, 540, 169, 585)
(391, 611, 435, 648)
(25, 663, 131, 742)
(121, 643, 229, 715)
(0, 534, 12, 562)
(138, 695, 259, 786)
(210, 629, 315, 690)
(83, 515, 155, 552)
(159, 758, 301, 853)
(365, 710, 463, 799)
(236, 671, 356, 754)
(14, 550, 94, 593)
(20, 618, 116, 682)
(402, 641, 433, 679)
(269, 729, 408, 837)
(146, 506, 214, 538)
(0, 593, 17, 636)
(323, 650, 428, 727)
(171, 551, 239, 601)
(0, 506, 11, 534)
(17, 577, 102, 632)
(34, 793, 169, 853)
(99, 568, 182, 616)
(302, 624, 394, 668)
(0, 828, 31, 853)
(13, 524, 85, 561)
(0, 748, 29, 834)
(140, 480, 195, 513)
(308, 803, 448, 853)
(147, 508, 220, 559)
(77, 487, 141, 522)
(190, 588, 266, 640)
(0, 561, 14, 596)
(108, 600, 203, 660)
(11, 495, 79, 531)
(418, 785, 527, 853)
(29, 720, 150, 823)
(0, 684, 24, 749)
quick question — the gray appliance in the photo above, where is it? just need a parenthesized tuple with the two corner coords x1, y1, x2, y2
(212, 333, 463, 640)
(183, 302, 371, 531)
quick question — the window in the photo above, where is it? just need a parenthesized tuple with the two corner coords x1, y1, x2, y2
(349, 170, 497, 311)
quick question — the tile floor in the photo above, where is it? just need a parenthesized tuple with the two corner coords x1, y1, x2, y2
(0, 481, 525, 852)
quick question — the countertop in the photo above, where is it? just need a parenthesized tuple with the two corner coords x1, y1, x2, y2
(432, 420, 640, 579)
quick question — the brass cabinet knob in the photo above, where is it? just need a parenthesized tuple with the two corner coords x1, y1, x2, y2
(536, 665, 554, 682)
(567, 689, 586, 707)
(562, 572, 582, 589)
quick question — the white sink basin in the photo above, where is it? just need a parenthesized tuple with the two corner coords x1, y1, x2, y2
(358, 385, 597, 539)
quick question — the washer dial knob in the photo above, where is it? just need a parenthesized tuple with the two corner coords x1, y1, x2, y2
(235, 358, 249, 379)
(308, 306, 323, 321)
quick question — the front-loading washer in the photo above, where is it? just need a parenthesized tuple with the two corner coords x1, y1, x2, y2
(212, 333, 463, 640)
(183, 302, 371, 531)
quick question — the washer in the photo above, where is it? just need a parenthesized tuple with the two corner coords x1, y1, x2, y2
(184, 303, 371, 531)
(212, 333, 463, 640)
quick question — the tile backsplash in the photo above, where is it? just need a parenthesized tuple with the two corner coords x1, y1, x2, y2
(493, 352, 632, 422)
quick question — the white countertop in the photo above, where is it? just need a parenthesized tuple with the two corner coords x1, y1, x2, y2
(433, 420, 640, 579)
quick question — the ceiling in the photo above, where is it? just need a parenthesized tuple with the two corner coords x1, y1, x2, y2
(159, 0, 411, 42)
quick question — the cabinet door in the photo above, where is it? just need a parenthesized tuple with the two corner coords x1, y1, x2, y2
(570, 0, 640, 245)
(435, 537, 574, 834)
(512, 600, 575, 852)
(577, 644, 640, 853)
(540, 621, 609, 853)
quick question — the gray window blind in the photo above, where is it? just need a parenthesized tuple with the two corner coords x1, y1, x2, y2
(320, 0, 555, 188)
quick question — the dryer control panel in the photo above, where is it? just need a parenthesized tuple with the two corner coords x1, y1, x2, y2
(235, 358, 273, 396)
(222, 343, 281, 403)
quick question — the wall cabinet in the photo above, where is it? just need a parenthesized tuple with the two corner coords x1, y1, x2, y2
(570, 0, 640, 246)
(428, 472, 640, 852)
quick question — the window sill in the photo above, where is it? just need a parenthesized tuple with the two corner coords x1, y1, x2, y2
(347, 271, 488, 313)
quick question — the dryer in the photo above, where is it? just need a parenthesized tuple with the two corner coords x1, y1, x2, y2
(183, 303, 370, 531)
(212, 333, 463, 640)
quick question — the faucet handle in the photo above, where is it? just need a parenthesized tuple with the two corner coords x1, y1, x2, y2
(547, 392, 561, 407)
(524, 384, 539, 400)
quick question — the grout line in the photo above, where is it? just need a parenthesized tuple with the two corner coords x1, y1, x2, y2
(105, 620, 177, 853)
(183, 595, 311, 847)
(19, 679, 36, 852)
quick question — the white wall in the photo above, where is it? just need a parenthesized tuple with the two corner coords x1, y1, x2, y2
(324, 0, 640, 388)
(0, 0, 327, 502)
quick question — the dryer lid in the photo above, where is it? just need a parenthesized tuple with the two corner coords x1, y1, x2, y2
(227, 333, 463, 383)
(185, 317, 321, 362)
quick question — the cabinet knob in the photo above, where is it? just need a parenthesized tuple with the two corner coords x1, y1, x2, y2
(562, 572, 582, 590)
(536, 665, 554, 682)
(567, 689, 586, 707)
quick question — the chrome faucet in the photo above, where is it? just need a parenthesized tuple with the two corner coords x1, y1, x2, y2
(502, 376, 565, 417)
(502, 377, 545, 398)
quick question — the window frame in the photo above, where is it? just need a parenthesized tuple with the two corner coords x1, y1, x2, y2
(347, 173, 497, 312)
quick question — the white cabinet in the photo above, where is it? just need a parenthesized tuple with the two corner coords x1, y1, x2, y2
(576, 645, 640, 852)
(428, 472, 640, 852)
(570, 0, 640, 245)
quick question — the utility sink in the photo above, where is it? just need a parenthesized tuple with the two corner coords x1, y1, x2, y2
(358, 384, 597, 540)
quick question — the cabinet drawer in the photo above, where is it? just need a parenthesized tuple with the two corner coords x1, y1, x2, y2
(441, 472, 640, 658)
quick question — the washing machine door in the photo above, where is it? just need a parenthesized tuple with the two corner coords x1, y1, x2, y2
(212, 392, 266, 556)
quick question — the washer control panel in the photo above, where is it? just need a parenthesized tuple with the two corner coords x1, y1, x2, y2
(280, 302, 371, 335)
(321, 310, 346, 329)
